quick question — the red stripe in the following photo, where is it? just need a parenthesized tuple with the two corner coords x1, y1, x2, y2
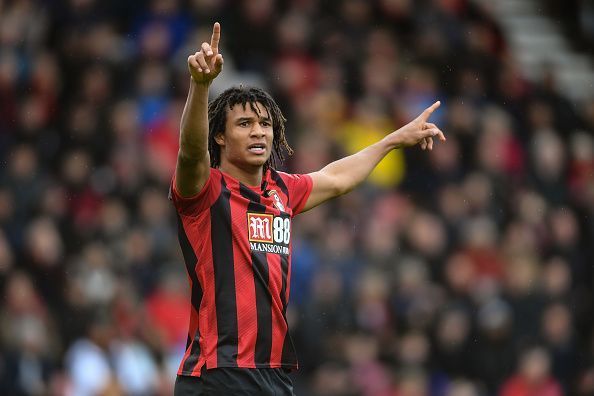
(229, 180, 257, 367)
(193, 214, 213, 374)
(189, 268, 203, 376)
(194, 281, 209, 372)
(176, 213, 210, 375)
(177, 275, 196, 374)
(285, 251, 292, 309)
(186, 273, 199, 358)
(199, 211, 218, 370)
(267, 252, 287, 365)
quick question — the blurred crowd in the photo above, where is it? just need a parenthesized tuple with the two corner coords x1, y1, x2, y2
(1, 0, 594, 395)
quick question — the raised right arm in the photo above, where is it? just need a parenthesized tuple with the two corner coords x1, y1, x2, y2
(175, 22, 224, 197)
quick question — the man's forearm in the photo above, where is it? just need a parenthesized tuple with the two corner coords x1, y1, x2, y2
(303, 102, 444, 213)
(179, 80, 210, 160)
(319, 137, 396, 195)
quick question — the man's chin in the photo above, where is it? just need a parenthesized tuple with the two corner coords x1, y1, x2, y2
(247, 156, 269, 167)
(237, 158, 267, 171)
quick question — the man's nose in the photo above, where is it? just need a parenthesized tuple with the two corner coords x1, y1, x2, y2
(250, 123, 265, 136)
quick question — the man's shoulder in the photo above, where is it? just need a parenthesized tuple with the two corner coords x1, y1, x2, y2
(267, 169, 313, 197)
(269, 169, 310, 183)
(266, 168, 291, 188)
(267, 168, 300, 182)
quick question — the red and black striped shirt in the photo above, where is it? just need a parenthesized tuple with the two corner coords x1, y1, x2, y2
(170, 167, 313, 376)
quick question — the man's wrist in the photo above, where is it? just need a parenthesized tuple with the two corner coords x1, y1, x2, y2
(190, 75, 212, 89)
(383, 132, 403, 150)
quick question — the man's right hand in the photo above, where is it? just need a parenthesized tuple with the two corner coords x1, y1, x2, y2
(188, 22, 224, 85)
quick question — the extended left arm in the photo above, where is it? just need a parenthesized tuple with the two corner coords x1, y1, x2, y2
(302, 101, 445, 212)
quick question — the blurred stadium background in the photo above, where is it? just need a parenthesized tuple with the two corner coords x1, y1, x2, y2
(1, 0, 594, 395)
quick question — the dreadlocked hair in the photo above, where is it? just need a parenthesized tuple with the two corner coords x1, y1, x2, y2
(207, 85, 294, 171)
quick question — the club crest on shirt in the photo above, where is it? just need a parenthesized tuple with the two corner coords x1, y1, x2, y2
(266, 189, 285, 212)
(247, 212, 290, 255)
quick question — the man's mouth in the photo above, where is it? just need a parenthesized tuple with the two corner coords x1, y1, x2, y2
(248, 143, 266, 154)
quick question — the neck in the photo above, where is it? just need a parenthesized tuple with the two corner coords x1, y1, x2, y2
(219, 160, 264, 187)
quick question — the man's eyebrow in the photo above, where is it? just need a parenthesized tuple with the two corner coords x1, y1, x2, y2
(236, 116, 271, 122)
(236, 117, 254, 122)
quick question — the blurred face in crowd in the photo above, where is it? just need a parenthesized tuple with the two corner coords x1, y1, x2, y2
(542, 303, 572, 344)
(437, 309, 470, 349)
(446, 380, 480, 396)
(519, 347, 551, 384)
(398, 370, 428, 396)
(215, 102, 274, 174)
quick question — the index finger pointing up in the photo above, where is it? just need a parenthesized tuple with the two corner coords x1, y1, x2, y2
(419, 101, 441, 121)
(210, 22, 221, 52)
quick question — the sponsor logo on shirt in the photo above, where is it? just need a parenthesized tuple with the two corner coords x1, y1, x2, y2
(247, 212, 291, 255)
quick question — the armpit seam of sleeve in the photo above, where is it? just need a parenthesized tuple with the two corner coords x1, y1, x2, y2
(171, 169, 216, 216)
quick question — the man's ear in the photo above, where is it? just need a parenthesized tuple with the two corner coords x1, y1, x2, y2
(214, 132, 225, 146)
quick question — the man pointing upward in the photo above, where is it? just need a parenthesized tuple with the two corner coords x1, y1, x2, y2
(170, 22, 445, 396)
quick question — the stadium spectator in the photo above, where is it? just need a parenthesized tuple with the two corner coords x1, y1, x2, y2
(0, 0, 592, 394)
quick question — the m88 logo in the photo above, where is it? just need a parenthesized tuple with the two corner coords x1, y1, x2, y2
(247, 213, 291, 255)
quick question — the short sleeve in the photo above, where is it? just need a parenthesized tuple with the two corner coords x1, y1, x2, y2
(169, 168, 221, 216)
(278, 172, 313, 216)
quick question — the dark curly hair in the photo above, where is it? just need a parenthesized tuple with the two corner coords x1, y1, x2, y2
(207, 86, 293, 171)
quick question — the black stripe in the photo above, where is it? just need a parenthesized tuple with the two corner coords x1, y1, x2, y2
(279, 238, 289, 314)
(281, 328, 297, 365)
(270, 170, 290, 208)
(280, 255, 297, 366)
(278, 213, 290, 315)
(239, 182, 263, 204)
(176, 214, 203, 372)
(265, 174, 297, 366)
(183, 331, 202, 373)
(240, 184, 272, 366)
(279, 212, 294, 365)
(211, 177, 238, 367)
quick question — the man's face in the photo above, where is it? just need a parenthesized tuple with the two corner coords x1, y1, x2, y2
(216, 102, 274, 170)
